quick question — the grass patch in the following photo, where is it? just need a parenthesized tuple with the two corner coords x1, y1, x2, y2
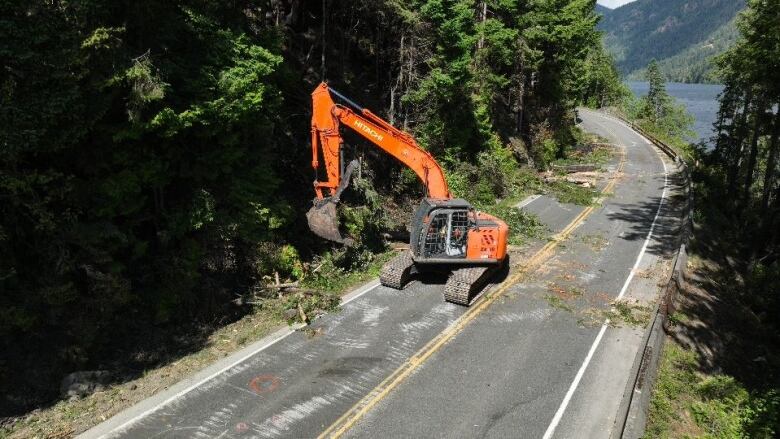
(647, 342, 780, 439)
(610, 299, 652, 327)
(667, 311, 690, 326)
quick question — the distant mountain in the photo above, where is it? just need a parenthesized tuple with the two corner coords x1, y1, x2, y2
(625, 18, 740, 83)
(598, 0, 746, 83)
(595, 4, 612, 15)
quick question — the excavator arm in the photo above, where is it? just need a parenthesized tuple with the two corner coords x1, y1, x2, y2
(306, 82, 451, 243)
(310, 82, 451, 200)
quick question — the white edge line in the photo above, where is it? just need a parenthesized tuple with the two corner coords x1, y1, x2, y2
(516, 194, 542, 209)
(542, 113, 670, 439)
(341, 279, 382, 306)
(84, 281, 381, 438)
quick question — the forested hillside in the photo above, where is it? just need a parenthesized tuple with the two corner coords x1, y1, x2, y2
(626, 18, 739, 83)
(599, 0, 745, 83)
(0, 0, 621, 417)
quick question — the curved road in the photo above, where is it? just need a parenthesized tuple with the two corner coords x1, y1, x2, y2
(82, 110, 685, 439)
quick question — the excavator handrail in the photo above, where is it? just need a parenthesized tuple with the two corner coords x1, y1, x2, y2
(328, 86, 364, 112)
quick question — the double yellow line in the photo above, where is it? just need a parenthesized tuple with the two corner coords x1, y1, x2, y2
(319, 148, 626, 438)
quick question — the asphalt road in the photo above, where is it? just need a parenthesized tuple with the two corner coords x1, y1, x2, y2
(82, 109, 685, 439)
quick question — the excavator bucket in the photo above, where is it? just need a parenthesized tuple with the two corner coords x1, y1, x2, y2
(306, 159, 359, 245)
(306, 200, 353, 245)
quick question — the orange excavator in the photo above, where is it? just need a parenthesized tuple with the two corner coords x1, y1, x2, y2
(306, 82, 509, 305)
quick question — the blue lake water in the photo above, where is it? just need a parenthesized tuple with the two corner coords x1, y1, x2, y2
(627, 81, 724, 145)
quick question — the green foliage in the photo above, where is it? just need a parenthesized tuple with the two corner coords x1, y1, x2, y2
(482, 202, 546, 245)
(447, 143, 519, 205)
(553, 143, 615, 168)
(277, 245, 304, 281)
(300, 251, 394, 294)
(704, 0, 780, 252)
(620, 66, 696, 159)
(643, 4, 780, 434)
(642, 60, 668, 123)
(391, 0, 613, 169)
(539, 139, 560, 168)
(546, 180, 597, 205)
(268, 291, 341, 325)
(648, 343, 780, 438)
(125, 54, 168, 122)
(0, 0, 298, 412)
(339, 176, 386, 251)
(578, 45, 629, 108)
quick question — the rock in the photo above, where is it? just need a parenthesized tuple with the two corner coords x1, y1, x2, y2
(60, 370, 112, 398)
(282, 308, 299, 321)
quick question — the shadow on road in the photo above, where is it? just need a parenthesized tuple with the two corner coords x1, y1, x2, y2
(606, 166, 687, 257)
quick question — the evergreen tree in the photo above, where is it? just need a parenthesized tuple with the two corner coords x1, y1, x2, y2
(643, 60, 668, 122)
(579, 45, 627, 108)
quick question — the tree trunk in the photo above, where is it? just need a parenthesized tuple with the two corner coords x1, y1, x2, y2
(727, 90, 753, 197)
(740, 103, 765, 209)
(713, 86, 735, 159)
(389, 34, 406, 125)
(477, 2, 487, 50)
(761, 108, 780, 211)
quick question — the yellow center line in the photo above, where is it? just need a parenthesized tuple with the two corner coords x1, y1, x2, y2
(319, 145, 627, 439)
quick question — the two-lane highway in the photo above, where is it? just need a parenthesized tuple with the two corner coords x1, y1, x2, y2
(82, 109, 685, 439)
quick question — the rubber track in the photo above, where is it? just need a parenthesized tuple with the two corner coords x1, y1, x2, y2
(443, 265, 493, 306)
(380, 251, 414, 289)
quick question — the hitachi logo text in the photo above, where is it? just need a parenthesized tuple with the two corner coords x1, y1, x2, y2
(353, 120, 384, 141)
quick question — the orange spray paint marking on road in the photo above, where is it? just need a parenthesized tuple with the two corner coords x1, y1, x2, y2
(249, 375, 280, 394)
(235, 422, 249, 433)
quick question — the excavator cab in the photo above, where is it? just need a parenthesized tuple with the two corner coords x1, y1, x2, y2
(410, 199, 473, 260)
(408, 198, 507, 264)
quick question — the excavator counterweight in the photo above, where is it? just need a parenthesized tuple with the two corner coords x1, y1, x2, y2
(306, 82, 509, 305)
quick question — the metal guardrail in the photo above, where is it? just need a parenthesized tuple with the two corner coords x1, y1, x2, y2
(602, 110, 695, 439)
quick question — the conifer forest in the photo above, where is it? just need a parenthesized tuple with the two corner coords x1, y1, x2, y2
(1, 0, 778, 436)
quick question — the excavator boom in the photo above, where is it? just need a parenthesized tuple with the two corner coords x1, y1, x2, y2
(307, 82, 450, 242)
(310, 82, 450, 200)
